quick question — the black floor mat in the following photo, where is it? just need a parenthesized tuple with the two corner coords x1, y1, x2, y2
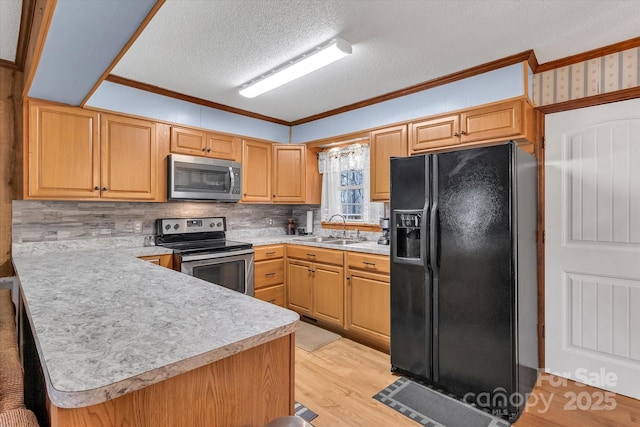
(373, 377, 511, 427)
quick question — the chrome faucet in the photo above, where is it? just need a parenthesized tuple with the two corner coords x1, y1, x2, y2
(328, 214, 347, 238)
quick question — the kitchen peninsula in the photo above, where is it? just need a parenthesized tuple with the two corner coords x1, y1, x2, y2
(12, 241, 298, 427)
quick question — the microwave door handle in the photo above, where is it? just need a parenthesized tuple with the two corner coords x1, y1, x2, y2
(228, 167, 234, 194)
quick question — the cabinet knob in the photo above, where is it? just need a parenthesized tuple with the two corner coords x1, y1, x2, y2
(453, 132, 460, 137)
(206, 147, 212, 152)
(272, 194, 275, 198)
(202, 148, 207, 152)
(460, 130, 467, 135)
(243, 193, 247, 196)
(94, 186, 100, 191)
(102, 187, 108, 191)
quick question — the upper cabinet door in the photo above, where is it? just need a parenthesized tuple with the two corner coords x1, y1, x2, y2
(459, 99, 523, 143)
(370, 125, 408, 201)
(409, 114, 460, 153)
(100, 114, 157, 200)
(206, 132, 239, 161)
(28, 102, 100, 199)
(170, 126, 207, 156)
(272, 144, 306, 203)
(242, 139, 272, 202)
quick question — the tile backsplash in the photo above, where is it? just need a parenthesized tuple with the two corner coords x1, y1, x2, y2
(12, 201, 322, 243)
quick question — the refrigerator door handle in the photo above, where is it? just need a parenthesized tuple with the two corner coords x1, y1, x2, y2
(421, 204, 429, 267)
(431, 208, 440, 269)
(430, 154, 440, 382)
(430, 155, 440, 272)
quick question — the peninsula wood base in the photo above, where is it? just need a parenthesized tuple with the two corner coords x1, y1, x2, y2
(48, 334, 294, 427)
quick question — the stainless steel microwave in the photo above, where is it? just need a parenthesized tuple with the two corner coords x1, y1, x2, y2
(168, 154, 242, 201)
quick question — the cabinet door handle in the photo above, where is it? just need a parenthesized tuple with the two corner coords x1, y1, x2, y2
(94, 186, 100, 191)
(453, 132, 460, 137)
(362, 261, 376, 266)
(265, 272, 276, 277)
(272, 194, 276, 198)
(306, 253, 316, 257)
(267, 298, 277, 303)
(202, 148, 207, 152)
(460, 130, 467, 135)
(102, 187, 108, 191)
(266, 251, 277, 255)
(307, 269, 315, 273)
(206, 147, 212, 152)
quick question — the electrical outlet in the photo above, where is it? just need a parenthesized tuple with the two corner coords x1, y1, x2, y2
(133, 221, 143, 233)
(265, 218, 273, 226)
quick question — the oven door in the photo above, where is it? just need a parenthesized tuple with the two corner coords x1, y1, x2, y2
(180, 249, 254, 296)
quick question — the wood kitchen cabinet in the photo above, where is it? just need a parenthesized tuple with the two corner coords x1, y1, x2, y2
(241, 139, 272, 203)
(254, 245, 286, 307)
(170, 126, 239, 161)
(26, 101, 168, 201)
(345, 252, 390, 351)
(272, 144, 306, 203)
(100, 114, 159, 200)
(409, 114, 460, 152)
(410, 98, 535, 154)
(27, 102, 100, 199)
(286, 245, 344, 328)
(370, 125, 408, 201)
(138, 254, 174, 269)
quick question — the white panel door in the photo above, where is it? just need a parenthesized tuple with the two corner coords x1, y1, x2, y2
(546, 98, 640, 399)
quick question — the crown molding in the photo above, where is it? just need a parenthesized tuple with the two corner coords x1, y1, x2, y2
(536, 36, 640, 73)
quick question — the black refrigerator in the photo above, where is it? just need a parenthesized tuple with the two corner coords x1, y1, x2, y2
(389, 142, 538, 422)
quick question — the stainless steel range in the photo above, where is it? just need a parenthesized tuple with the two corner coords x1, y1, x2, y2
(155, 217, 254, 296)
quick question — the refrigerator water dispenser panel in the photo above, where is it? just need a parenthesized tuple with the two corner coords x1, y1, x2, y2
(394, 211, 423, 260)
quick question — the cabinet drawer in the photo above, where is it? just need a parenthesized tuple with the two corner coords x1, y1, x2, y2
(346, 252, 390, 275)
(286, 244, 344, 265)
(255, 244, 285, 261)
(255, 285, 285, 307)
(255, 259, 285, 288)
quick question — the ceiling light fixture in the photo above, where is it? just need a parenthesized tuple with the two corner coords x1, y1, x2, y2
(239, 37, 352, 98)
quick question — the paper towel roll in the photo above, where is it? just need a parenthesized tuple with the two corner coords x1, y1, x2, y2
(306, 211, 313, 234)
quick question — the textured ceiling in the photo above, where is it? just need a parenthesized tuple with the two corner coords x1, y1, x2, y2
(0, 0, 21, 62)
(111, 0, 640, 122)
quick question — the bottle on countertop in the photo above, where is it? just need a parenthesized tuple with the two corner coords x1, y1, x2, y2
(286, 218, 297, 235)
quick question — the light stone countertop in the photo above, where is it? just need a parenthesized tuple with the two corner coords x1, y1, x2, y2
(13, 246, 299, 409)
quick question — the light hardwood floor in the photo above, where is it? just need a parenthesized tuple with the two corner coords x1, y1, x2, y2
(295, 337, 640, 426)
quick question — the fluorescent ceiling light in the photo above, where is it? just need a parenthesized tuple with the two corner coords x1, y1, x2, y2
(239, 38, 352, 98)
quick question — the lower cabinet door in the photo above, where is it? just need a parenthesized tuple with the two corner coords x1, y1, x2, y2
(313, 263, 344, 327)
(287, 261, 313, 315)
(347, 270, 390, 346)
(255, 285, 285, 307)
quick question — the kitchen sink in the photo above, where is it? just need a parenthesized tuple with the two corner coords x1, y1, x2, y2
(292, 236, 339, 243)
(324, 239, 360, 246)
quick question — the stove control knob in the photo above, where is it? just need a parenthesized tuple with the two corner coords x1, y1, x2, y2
(217, 222, 222, 227)
(209, 222, 215, 228)
(165, 224, 171, 230)
(174, 224, 180, 230)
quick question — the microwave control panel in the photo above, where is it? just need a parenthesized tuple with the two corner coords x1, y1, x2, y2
(157, 217, 226, 235)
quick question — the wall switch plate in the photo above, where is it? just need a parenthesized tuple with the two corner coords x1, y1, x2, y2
(133, 221, 143, 233)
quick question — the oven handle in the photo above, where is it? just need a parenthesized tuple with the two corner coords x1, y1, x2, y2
(180, 248, 254, 262)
